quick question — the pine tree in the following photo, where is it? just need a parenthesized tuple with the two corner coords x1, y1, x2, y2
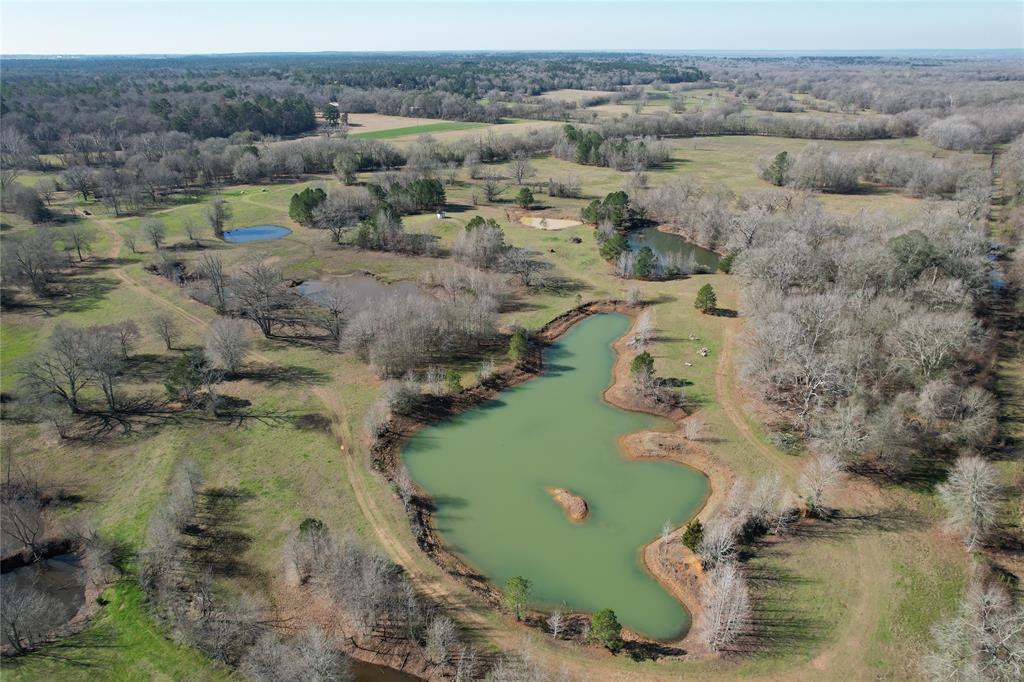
(694, 283, 717, 314)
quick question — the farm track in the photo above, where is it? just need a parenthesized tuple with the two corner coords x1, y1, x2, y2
(715, 319, 800, 479)
(99, 215, 285, 367)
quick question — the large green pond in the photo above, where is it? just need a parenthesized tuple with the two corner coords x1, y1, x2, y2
(402, 314, 709, 639)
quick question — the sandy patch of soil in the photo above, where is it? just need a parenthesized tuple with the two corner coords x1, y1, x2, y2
(519, 216, 582, 230)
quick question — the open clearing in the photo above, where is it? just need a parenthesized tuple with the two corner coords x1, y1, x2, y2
(350, 120, 490, 140)
(344, 113, 446, 133)
(519, 216, 582, 229)
(536, 88, 619, 103)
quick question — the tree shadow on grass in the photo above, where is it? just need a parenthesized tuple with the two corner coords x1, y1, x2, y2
(738, 558, 828, 655)
(124, 353, 182, 384)
(622, 640, 687, 662)
(848, 455, 952, 494)
(236, 363, 330, 386)
(537, 274, 588, 296)
(182, 486, 255, 578)
(4, 625, 124, 670)
(0, 275, 120, 317)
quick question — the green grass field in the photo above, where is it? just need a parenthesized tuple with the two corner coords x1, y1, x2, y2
(3, 583, 234, 681)
(350, 120, 490, 140)
(0, 129, 1003, 680)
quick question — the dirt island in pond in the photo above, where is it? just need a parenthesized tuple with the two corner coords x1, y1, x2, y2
(547, 487, 590, 522)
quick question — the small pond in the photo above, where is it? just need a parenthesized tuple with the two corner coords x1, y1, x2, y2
(403, 313, 708, 640)
(223, 225, 292, 243)
(297, 275, 420, 310)
(627, 226, 720, 272)
(2, 553, 86, 617)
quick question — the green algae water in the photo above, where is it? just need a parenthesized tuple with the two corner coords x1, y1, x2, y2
(402, 314, 708, 639)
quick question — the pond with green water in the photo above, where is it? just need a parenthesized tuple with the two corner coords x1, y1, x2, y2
(402, 314, 708, 639)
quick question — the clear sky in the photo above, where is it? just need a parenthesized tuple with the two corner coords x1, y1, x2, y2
(1, 1, 1021, 55)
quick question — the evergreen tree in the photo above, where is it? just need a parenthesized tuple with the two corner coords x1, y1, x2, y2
(590, 608, 623, 652)
(630, 351, 655, 380)
(682, 519, 704, 551)
(634, 246, 657, 279)
(288, 187, 326, 226)
(766, 151, 792, 186)
(599, 234, 629, 261)
(502, 576, 531, 621)
(694, 283, 717, 314)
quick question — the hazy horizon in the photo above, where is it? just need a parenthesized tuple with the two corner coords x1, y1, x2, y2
(2, 1, 1021, 56)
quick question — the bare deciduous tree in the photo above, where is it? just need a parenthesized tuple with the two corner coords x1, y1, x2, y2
(697, 519, 737, 569)
(481, 175, 504, 202)
(685, 416, 706, 442)
(698, 562, 751, 652)
(196, 254, 228, 312)
(232, 258, 295, 338)
(1, 579, 70, 654)
(923, 573, 1024, 681)
(183, 218, 200, 245)
(632, 310, 653, 348)
(509, 150, 536, 185)
(150, 313, 179, 350)
(500, 247, 546, 287)
(206, 198, 232, 239)
(937, 455, 1001, 551)
(242, 628, 352, 682)
(140, 217, 166, 250)
(548, 610, 564, 639)
(308, 283, 352, 346)
(798, 451, 844, 515)
(204, 317, 251, 375)
(453, 223, 507, 270)
(1, 230, 62, 296)
(82, 325, 124, 410)
(426, 615, 458, 666)
(17, 324, 92, 412)
(114, 320, 140, 359)
(63, 223, 97, 262)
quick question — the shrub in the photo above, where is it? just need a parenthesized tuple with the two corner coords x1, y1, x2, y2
(508, 329, 528, 363)
(682, 519, 704, 551)
(444, 369, 462, 393)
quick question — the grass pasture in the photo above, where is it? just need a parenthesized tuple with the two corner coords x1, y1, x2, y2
(535, 88, 619, 104)
(350, 120, 490, 140)
(0, 121, 997, 680)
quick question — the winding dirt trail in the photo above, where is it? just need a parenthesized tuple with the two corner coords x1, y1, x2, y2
(99, 218, 209, 329)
